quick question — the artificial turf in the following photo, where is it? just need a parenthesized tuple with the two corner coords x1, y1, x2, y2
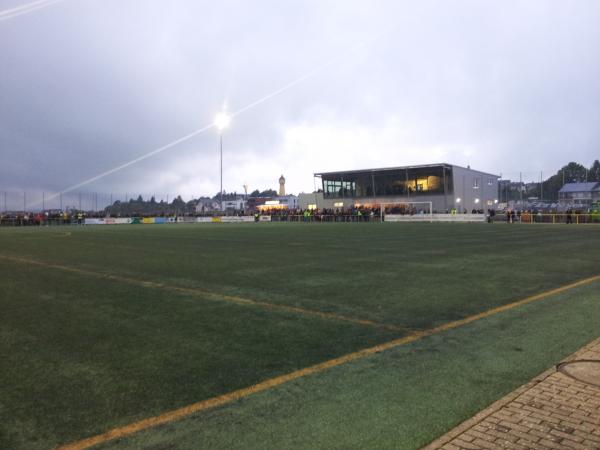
(1, 222, 599, 449)
(99, 282, 600, 450)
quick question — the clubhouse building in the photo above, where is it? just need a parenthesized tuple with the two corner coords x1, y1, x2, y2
(299, 163, 499, 213)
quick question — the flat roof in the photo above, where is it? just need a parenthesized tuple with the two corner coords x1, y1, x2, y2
(314, 163, 499, 178)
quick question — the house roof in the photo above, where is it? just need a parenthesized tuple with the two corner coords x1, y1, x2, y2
(559, 182, 600, 193)
(314, 163, 499, 178)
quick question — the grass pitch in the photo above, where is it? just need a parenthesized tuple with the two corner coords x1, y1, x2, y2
(1, 223, 600, 449)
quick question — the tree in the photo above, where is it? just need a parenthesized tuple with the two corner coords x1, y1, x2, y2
(542, 173, 562, 201)
(104, 194, 197, 216)
(561, 162, 588, 183)
(249, 189, 260, 197)
(171, 195, 185, 206)
(589, 160, 600, 182)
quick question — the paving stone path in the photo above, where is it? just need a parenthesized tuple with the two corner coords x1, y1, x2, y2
(425, 338, 600, 450)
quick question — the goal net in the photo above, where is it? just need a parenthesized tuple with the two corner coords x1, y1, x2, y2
(380, 201, 433, 222)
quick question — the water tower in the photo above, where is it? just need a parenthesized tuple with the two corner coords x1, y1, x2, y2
(278, 175, 286, 196)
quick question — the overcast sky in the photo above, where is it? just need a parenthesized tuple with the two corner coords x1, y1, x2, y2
(1, 0, 600, 201)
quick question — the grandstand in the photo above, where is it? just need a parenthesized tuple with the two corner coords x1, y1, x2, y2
(300, 163, 499, 213)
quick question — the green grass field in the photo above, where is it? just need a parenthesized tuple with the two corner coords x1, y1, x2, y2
(1, 223, 600, 449)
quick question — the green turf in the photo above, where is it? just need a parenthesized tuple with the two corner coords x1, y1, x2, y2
(2, 223, 599, 329)
(1, 223, 599, 449)
(0, 259, 394, 449)
(99, 282, 600, 450)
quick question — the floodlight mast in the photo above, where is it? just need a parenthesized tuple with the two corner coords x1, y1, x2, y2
(214, 112, 231, 212)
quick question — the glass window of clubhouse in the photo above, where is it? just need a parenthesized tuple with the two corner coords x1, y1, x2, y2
(318, 164, 453, 199)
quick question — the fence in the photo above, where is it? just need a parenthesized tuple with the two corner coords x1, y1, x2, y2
(2, 212, 599, 227)
(0, 191, 193, 214)
(499, 213, 599, 224)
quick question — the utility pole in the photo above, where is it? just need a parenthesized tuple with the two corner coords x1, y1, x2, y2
(520, 172, 523, 205)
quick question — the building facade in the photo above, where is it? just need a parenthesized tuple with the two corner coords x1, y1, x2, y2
(254, 195, 299, 212)
(558, 182, 600, 206)
(299, 163, 499, 212)
(195, 198, 220, 213)
(222, 198, 246, 211)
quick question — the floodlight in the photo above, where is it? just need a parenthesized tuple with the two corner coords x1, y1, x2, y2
(456, 198, 461, 203)
(214, 112, 231, 132)
(474, 198, 480, 204)
(214, 111, 231, 212)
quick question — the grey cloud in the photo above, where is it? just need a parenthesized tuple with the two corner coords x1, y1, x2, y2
(1, 0, 599, 198)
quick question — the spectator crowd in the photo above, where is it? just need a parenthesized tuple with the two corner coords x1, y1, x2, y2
(1, 204, 598, 226)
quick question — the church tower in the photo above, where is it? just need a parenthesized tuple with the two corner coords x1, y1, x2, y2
(278, 175, 286, 196)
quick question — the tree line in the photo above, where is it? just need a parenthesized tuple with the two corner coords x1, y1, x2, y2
(104, 188, 279, 215)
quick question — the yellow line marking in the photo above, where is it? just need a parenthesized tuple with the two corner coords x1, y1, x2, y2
(0, 254, 405, 333)
(7, 230, 72, 238)
(56, 273, 600, 450)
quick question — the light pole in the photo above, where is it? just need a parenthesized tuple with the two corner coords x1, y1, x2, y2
(214, 112, 231, 212)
